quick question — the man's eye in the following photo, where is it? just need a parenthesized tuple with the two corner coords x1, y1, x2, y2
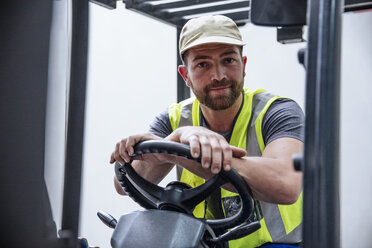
(197, 62, 207, 68)
(224, 58, 235, 63)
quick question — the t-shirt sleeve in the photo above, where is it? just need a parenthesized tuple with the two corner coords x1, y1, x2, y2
(148, 108, 173, 138)
(262, 98, 305, 146)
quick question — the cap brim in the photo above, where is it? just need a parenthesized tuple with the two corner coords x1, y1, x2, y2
(180, 36, 246, 55)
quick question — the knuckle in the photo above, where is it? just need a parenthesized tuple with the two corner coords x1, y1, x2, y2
(190, 135, 200, 143)
(212, 156, 222, 165)
(200, 139, 210, 147)
(212, 145, 221, 152)
(118, 149, 127, 157)
(222, 144, 232, 152)
(212, 162, 220, 168)
(201, 153, 211, 160)
(125, 142, 132, 149)
(202, 157, 211, 165)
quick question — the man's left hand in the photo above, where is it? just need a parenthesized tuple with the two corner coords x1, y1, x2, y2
(166, 126, 246, 174)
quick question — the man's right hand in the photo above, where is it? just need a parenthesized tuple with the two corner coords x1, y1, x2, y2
(110, 133, 174, 195)
(110, 132, 162, 165)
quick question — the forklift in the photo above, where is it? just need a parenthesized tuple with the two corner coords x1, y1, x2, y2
(1, 0, 371, 247)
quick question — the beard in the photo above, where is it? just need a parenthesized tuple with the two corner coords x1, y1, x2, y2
(190, 78, 244, 110)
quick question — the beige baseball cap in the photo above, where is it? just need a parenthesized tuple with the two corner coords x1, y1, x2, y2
(179, 15, 246, 59)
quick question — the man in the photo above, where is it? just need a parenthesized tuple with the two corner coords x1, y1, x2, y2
(110, 15, 304, 248)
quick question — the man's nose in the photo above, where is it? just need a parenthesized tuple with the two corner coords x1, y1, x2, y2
(210, 65, 226, 81)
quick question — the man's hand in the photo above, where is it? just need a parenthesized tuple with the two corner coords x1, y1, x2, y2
(166, 126, 246, 174)
(110, 132, 162, 165)
(110, 133, 175, 195)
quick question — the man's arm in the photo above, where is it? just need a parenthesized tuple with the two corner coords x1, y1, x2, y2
(110, 128, 302, 204)
(232, 137, 302, 204)
(166, 128, 302, 205)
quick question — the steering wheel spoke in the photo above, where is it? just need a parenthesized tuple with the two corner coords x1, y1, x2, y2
(124, 162, 163, 198)
(180, 175, 226, 211)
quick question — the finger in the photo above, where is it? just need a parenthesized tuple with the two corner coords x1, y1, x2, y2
(188, 135, 201, 158)
(210, 137, 222, 174)
(126, 133, 158, 157)
(220, 141, 232, 171)
(231, 146, 247, 157)
(125, 136, 137, 156)
(118, 139, 131, 163)
(114, 142, 126, 165)
(199, 136, 211, 169)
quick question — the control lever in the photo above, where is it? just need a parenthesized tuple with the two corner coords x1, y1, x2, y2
(298, 48, 306, 69)
(208, 221, 261, 243)
(293, 153, 303, 171)
(97, 211, 117, 229)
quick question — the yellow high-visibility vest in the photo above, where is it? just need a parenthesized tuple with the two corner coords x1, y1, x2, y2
(168, 88, 302, 248)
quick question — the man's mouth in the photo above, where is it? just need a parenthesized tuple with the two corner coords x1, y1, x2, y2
(208, 85, 231, 94)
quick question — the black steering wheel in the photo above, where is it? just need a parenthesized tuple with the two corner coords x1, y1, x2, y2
(115, 140, 254, 230)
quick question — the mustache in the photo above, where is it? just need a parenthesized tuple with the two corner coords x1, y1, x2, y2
(204, 79, 235, 92)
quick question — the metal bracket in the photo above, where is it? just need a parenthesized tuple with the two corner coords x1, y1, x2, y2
(89, 0, 117, 9)
(277, 26, 305, 44)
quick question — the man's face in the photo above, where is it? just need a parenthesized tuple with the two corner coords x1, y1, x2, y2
(179, 44, 246, 111)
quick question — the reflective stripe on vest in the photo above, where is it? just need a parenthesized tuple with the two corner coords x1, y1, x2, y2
(168, 88, 302, 247)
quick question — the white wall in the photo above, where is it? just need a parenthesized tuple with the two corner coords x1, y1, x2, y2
(242, 25, 306, 108)
(80, 4, 177, 246)
(80, 3, 372, 247)
(340, 11, 372, 247)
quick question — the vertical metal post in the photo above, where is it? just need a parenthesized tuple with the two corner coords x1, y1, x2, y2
(0, 1, 52, 247)
(303, 0, 343, 246)
(176, 27, 190, 102)
(61, 0, 89, 247)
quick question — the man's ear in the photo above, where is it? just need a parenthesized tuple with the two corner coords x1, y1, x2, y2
(242, 56, 247, 77)
(178, 65, 191, 87)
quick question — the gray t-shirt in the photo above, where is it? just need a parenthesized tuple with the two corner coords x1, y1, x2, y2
(149, 97, 304, 146)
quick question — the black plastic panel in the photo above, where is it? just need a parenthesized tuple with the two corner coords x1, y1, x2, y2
(345, 0, 372, 11)
(249, 0, 371, 27)
(251, 0, 307, 27)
